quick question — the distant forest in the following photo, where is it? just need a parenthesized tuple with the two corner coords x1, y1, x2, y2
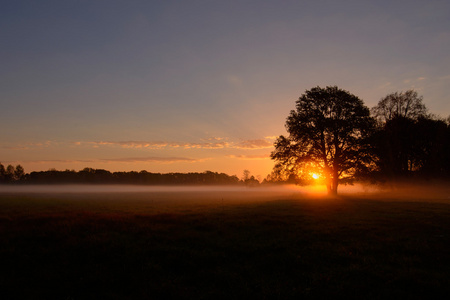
(0, 166, 259, 186)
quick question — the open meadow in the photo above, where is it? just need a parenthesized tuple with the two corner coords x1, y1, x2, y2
(1, 185, 450, 299)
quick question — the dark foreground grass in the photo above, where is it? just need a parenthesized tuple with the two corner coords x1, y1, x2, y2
(1, 189, 449, 299)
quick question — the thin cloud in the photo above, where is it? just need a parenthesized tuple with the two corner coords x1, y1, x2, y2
(5, 138, 275, 153)
(3, 141, 57, 150)
(403, 77, 427, 84)
(233, 139, 273, 149)
(54, 137, 275, 151)
(14, 157, 206, 165)
(80, 140, 231, 150)
(182, 142, 230, 149)
(18, 159, 95, 164)
(100, 157, 207, 164)
(3, 146, 30, 150)
(89, 141, 168, 149)
(201, 137, 225, 141)
(227, 154, 270, 160)
(264, 136, 278, 141)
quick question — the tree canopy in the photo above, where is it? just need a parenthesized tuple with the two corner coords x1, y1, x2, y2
(371, 90, 427, 123)
(271, 86, 375, 195)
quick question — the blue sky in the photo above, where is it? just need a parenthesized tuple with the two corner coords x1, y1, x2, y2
(1, 0, 449, 178)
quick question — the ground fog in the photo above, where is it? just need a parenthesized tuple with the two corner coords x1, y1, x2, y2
(1, 182, 449, 203)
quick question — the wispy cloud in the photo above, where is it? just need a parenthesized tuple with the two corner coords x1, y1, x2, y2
(264, 136, 278, 141)
(403, 77, 427, 84)
(2, 141, 57, 150)
(99, 157, 207, 163)
(4, 137, 275, 153)
(84, 140, 230, 150)
(18, 159, 95, 164)
(227, 154, 270, 160)
(233, 139, 273, 149)
(14, 157, 206, 165)
(181, 142, 230, 149)
(3, 146, 30, 150)
(76, 138, 273, 150)
(91, 141, 169, 149)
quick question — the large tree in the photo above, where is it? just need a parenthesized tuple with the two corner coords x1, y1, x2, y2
(271, 86, 375, 195)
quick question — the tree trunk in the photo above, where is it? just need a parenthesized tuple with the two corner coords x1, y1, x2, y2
(330, 180, 338, 195)
(325, 175, 332, 194)
(326, 183, 332, 194)
(329, 170, 339, 195)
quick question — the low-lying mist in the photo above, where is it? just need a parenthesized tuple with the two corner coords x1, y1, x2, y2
(1, 183, 449, 203)
(338, 182, 450, 203)
(0, 184, 296, 194)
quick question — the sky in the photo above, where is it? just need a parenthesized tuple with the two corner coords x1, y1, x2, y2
(1, 0, 449, 179)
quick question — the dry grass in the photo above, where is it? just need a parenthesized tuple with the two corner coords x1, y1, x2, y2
(1, 187, 449, 299)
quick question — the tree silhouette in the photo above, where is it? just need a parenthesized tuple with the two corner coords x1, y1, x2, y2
(371, 116, 418, 177)
(25, 168, 241, 185)
(371, 114, 450, 179)
(271, 86, 375, 195)
(0, 163, 25, 182)
(414, 117, 450, 176)
(241, 169, 259, 186)
(371, 90, 427, 123)
(13, 165, 25, 181)
(5, 165, 15, 182)
(241, 169, 251, 182)
(0, 163, 5, 182)
(369, 90, 450, 180)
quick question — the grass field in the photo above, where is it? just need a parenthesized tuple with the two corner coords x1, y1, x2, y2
(1, 185, 449, 299)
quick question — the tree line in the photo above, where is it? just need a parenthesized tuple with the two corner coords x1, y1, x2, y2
(269, 87, 450, 194)
(0, 166, 245, 185)
(0, 164, 25, 183)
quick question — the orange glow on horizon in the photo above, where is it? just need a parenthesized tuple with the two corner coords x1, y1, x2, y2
(287, 183, 328, 196)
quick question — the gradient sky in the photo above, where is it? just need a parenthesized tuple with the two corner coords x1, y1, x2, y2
(1, 0, 449, 179)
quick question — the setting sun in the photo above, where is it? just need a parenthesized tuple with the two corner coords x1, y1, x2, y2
(312, 173, 319, 179)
